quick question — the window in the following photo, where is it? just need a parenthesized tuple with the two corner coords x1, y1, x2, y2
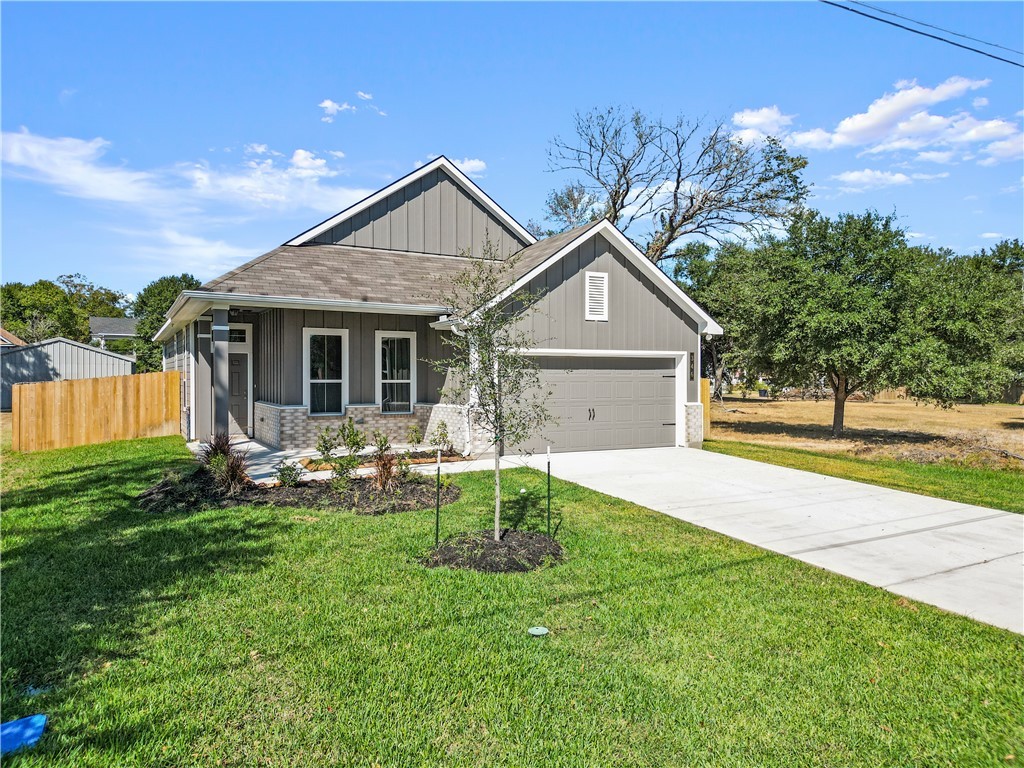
(375, 331, 416, 413)
(585, 271, 609, 321)
(228, 328, 247, 343)
(303, 328, 348, 414)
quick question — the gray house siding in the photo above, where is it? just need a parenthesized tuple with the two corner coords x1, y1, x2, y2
(255, 309, 450, 406)
(2, 338, 135, 411)
(518, 233, 702, 401)
(162, 329, 191, 436)
(311, 169, 528, 259)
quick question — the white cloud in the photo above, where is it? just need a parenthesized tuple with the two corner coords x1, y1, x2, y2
(731, 106, 794, 143)
(451, 157, 487, 177)
(356, 91, 373, 100)
(318, 99, 355, 123)
(980, 232, 1004, 239)
(915, 150, 955, 164)
(831, 169, 911, 192)
(121, 227, 260, 277)
(367, 104, 387, 117)
(328, 150, 346, 159)
(245, 143, 269, 155)
(746, 77, 1023, 167)
(2, 128, 166, 204)
(907, 231, 927, 239)
(973, 97, 989, 109)
(910, 172, 949, 181)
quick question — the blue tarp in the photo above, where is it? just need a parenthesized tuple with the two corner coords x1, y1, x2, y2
(1, 714, 47, 755)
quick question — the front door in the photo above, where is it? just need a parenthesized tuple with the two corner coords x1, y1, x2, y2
(228, 352, 249, 435)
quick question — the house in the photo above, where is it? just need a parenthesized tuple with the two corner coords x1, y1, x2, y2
(154, 156, 722, 453)
(89, 316, 139, 349)
(1, 337, 136, 411)
(1, 328, 27, 348)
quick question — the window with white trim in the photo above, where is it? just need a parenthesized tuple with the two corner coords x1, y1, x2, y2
(585, 271, 609, 321)
(305, 329, 346, 414)
(376, 331, 416, 414)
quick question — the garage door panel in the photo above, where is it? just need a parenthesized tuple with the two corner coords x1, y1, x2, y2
(515, 356, 677, 454)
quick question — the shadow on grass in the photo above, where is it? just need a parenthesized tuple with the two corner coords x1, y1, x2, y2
(716, 419, 946, 445)
(1001, 419, 1023, 431)
(0, 442, 284, 724)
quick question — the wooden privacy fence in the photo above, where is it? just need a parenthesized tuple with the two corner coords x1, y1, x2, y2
(12, 372, 180, 452)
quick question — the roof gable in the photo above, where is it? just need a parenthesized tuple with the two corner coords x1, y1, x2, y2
(499, 220, 723, 335)
(286, 156, 536, 253)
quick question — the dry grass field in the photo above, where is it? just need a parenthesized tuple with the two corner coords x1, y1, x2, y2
(711, 395, 1023, 469)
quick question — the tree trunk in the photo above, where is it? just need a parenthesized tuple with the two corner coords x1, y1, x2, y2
(493, 442, 501, 542)
(831, 375, 848, 438)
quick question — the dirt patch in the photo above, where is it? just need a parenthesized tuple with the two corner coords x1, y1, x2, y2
(711, 397, 1024, 469)
(422, 530, 563, 573)
(139, 467, 460, 515)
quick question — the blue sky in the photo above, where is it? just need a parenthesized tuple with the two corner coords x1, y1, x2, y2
(3, 2, 1022, 296)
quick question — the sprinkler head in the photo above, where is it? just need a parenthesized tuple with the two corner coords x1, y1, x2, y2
(528, 626, 549, 637)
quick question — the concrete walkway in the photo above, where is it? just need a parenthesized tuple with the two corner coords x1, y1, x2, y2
(514, 447, 1024, 634)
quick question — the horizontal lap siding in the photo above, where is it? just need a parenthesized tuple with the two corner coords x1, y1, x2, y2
(256, 309, 448, 406)
(311, 169, 527, 259)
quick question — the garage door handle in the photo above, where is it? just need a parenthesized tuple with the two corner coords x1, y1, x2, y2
(588, 407, 594, 421)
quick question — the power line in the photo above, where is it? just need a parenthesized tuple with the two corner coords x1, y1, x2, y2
(818, 0, 1024, 69)
(848, 0, 1024, 56)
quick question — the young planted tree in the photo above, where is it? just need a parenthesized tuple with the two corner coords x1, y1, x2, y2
(430, 244, 551, 542)
(547, 107, 809, 263)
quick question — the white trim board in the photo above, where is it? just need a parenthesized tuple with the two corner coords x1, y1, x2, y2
(285, 156, 537, 247)
(374, 330, 417, 414)
(301, 327, 350, 415)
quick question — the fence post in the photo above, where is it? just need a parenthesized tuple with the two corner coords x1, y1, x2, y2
(700, 378, 711, 438)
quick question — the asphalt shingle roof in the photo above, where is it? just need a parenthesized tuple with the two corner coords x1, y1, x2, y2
(198, 221, 604, 307)
(89, 317, 139, 336)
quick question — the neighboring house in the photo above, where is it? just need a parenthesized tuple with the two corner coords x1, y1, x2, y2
(155, 156, 722, 453)
(1, 337, 136, 411)
(90, 316, 139, 349)
(1, 328, 27, 348)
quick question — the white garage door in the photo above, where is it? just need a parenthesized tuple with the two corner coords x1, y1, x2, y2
(514, 356, 676, 454)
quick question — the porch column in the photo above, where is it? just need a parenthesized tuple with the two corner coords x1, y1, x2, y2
(212, 307, 230, 436)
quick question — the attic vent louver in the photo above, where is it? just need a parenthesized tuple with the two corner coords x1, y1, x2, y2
(585, 271, 609, 321)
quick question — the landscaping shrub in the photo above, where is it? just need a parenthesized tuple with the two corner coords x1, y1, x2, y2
(429, 420, 453, 453)
(208, 446, 250, 495)
(371, 429, 398, 493)
(406, 424, 423, 447)
(315, 426, 341, 468)
(199, 432, 233, 465)
(275, 461, 303, 487)
(339, 418, 367, 455)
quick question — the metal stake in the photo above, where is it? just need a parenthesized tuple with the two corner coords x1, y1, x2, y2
(435, 448, 441, 547)
(547, 445, 552, 538)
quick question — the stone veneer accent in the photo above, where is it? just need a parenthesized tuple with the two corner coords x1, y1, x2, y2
(681, 402, 703, 449)
(254, 401, 476, 452)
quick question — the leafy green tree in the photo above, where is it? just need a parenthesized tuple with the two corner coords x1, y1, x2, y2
(671, 240, 754, 398)
(1, 279, 83, 341)
(547, 107, 808, 262)
(735, 210, 1020, 436)
(133, 274, 201, 372)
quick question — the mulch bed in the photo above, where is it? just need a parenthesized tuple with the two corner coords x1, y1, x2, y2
(422, 529, 563, 573)
(139, 466, 460, 516)
(299, 449, 464, 472)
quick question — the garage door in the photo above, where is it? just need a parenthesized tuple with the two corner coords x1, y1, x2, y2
(514, 356, 676, 454)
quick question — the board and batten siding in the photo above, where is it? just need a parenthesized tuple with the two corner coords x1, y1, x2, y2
(311, 168, 528, 259)
(2, 338, 135, 411)
(256, 308, 451, 406)
(518, 233, 703, 402)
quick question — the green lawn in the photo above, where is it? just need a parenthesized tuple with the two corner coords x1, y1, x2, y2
(704, 439, 1024, 515)
(2, 437, 1021, 766)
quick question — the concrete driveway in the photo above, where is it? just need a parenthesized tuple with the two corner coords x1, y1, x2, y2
(517, 447, 1024, 634)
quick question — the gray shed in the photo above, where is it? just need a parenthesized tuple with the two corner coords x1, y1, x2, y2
(1, 337, 136, 411)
